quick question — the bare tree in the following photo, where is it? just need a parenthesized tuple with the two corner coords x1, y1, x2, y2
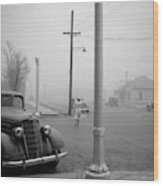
(2, 41, 30, 92)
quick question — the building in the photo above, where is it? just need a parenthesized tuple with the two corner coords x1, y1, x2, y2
(114, 76, 154, 106)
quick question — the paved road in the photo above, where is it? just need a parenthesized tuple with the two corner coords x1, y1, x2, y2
(6, 106, 154, 180)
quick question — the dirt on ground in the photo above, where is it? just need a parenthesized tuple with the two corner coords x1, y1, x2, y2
(4, 106, 154, 180)
(40, 106, 154, 175)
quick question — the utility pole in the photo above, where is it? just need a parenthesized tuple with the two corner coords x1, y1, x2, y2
(35, 57, 39, 114)
(63, 10, 81, 116)
(85, 3, 110, 179)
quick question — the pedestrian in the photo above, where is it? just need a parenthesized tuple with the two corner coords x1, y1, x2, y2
(73, 98, 83, 127)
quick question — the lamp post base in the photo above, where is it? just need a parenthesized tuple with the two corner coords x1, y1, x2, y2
(85, 164, 110, 179)
(85, 170, 110, 179)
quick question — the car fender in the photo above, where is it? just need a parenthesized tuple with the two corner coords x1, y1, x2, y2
(47, 128, 65, 150)
(1, 132, 20, 160)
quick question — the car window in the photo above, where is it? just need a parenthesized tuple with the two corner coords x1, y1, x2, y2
(13, 96, 23, 109)
(1, 95, 13, 107)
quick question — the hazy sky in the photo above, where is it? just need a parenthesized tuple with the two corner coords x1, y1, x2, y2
(1, 1, 154, 104)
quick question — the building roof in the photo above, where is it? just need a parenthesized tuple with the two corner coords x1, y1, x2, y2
(132, 76, 153, 89)
(115, 76, 153, 95)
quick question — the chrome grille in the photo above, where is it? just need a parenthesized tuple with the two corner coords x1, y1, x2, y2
(1, 122, 13, 135)
(23, 120, 43, 159)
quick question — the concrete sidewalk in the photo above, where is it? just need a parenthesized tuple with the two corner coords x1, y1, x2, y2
(26, 101, 58, 115)
(21, 170, 154, 181)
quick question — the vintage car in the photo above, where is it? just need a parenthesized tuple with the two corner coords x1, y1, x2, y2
(80, 103, 89, 114)
(107, 97, 119, 107)
(1, 90, 67, 172)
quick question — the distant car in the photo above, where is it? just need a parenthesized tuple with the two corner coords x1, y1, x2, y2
(71, 99, 89, 114)
(80, 103, 89, 114)
(1, 90, 67, 172)
(72, 99, 90, 114)
(108, 97, 119, 107)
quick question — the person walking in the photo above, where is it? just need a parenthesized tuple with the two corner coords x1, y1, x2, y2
(73, 98, 83, 127)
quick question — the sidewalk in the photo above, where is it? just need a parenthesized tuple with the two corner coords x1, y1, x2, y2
(21, 170, 153, 181)
(26, 101, 58, 116)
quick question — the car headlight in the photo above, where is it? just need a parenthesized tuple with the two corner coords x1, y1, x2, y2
(42, 125, 51, 136)
(13, 127, 24, 139)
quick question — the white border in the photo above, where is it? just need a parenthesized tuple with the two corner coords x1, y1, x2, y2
(0, 0, 162, 186)
(0, 0, 155, 4)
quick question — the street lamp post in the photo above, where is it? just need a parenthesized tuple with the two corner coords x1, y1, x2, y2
(85, 2, 110, 179)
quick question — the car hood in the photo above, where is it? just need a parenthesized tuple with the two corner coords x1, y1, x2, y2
(1, 107, 34, 123)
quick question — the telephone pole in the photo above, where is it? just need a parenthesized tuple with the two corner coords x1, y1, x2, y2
(63, 10, 81, 116)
